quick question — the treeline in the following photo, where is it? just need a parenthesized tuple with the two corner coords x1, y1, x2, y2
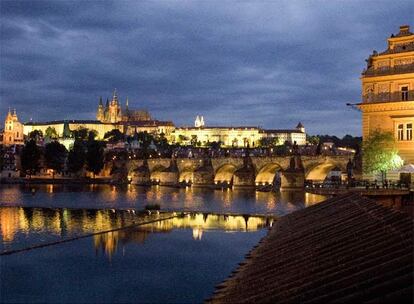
(18, 128, 173, 178)
(21, 137, 105, 178)
(307, 134, 362, 150)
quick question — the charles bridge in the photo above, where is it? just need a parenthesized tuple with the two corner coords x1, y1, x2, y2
(110, 155, 351, 190)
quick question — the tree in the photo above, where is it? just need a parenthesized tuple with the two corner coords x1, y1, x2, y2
(45, 127, 58, 139)
(136, 131, 155, 149)
(259, 137, 279, 148)
(316, 142, 322, 155)
(206, 141, 221, 150)
(67, 139, 86, 174)
(21, 139, 42, 177)
(363, 130, 403, 181)
(155, 132, 169, 150)
(104, 129, 124, 143)
(0, 146, 4, 171)
(190, 135, 198, 146)
(44, 141, 68, 178)
(88, 130, 98, 142)
(307, 135, 320, 145)
(28, 130, 43, 141)
(177, 134, 189, 144)
(72, 127, 89, 141)
(86, 140, 105, 178)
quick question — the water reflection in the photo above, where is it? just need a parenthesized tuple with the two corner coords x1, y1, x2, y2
(0, 184, 327, 214)
(0, 206, 161, 253)
(93, 213, 273, 258)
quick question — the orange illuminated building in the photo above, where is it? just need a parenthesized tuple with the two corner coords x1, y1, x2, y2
(358, 25, 414, 165)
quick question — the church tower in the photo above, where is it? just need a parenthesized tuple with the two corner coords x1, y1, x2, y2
(3, 109, 24, 145)
(96, 96, 105, 122)
(108, 89, 122, 123)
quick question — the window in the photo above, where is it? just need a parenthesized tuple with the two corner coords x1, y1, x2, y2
(398, 124, 404, 140)
(407, 123, 413, 141)
(401, 86, 409, 101)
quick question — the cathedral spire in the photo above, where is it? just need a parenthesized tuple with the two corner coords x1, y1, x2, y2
(99, 96, 103, 106)
(113, 88, 118, 103)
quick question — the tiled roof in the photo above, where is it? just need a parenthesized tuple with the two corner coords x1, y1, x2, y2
(209, 193, 413, 303)
(263, 129, 305, 134)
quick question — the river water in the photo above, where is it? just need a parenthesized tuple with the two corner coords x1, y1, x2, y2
(0, 184, 326, 214)
(0, 184, 326, 303)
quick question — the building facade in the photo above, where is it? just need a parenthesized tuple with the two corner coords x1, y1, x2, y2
(262, 122, 306, 146)
(2, 109, 24, 146)
(21, 90, 175, 141)
(172, 116, 306, 147)
(358, 25, 414, 165)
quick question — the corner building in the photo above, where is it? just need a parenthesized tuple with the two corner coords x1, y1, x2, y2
(358, 25, 414, 164)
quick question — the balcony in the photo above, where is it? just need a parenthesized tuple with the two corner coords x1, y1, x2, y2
(362, 90, 414, 103)
(362, 63, 414, 77)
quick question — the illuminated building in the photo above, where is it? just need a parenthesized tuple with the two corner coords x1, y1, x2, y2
(172, 116, 306, 147)
(5, 90, 305, 147)
(2, 109, 24, 146)
(358, 25, 414, 165)
(21, 90, 175, 140)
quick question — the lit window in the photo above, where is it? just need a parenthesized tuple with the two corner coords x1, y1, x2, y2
(401, 86, 409, 101)
(407, 123, 413, 141)
(398, 124, 404, 141)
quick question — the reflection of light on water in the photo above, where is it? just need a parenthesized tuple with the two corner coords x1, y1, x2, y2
(94, 231, 119, 260)
(0, 207, 144, 246)
(93, 213, 273, 258)
(47, 184, 54, 193)
(0, 208, 21, 242)
(305, 192, 327, 207)
(192, 228, 203, 240)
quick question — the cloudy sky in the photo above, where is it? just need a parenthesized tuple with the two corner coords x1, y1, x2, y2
(1, 1, 413, 136)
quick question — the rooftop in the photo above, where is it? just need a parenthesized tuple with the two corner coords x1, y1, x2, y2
(210, 193, 413, 303)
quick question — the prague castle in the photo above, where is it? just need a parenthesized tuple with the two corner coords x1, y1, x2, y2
(1, 89, 307, 148)
(358, 25, 414, 165)
(20, 90, 175, 142)
(173, 118, 306, 147)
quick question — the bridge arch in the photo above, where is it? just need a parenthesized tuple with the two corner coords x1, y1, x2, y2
(214, 164, 238, 184)
(305, 161, 346, 181)
(179, 167, 195, 183)
(150, 165, 167, 182)
(255, 163, 283, 185)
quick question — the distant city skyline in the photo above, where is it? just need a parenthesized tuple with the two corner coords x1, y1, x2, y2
(1, 0, 413, 136)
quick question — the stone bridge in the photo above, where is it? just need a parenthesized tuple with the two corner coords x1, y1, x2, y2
(122, 155, 350, 189)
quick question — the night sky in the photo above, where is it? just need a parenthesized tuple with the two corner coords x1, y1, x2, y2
(1, 1, 413, 136)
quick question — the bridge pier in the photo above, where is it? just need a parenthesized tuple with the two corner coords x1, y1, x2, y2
(159, 159, 179, 186)
(233, 157, 256, 188)
(193, 159, 215, 187)
(280, 171, 305, 190)
(130, 160, 151, 185)
(280, 156, 305, 190)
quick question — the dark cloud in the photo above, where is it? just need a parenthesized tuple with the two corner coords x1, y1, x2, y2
(1, 0, 413, 136)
